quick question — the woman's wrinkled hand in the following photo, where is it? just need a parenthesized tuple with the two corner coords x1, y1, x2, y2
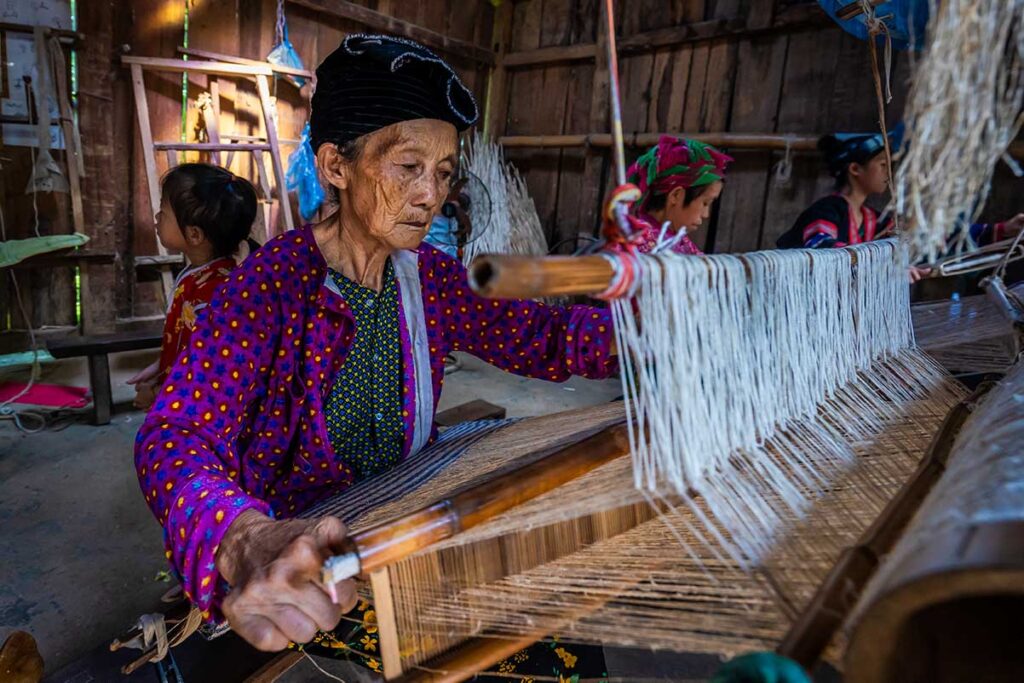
(216, 510, 357, 651)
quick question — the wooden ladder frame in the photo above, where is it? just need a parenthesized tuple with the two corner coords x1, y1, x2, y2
(122, 56, 295, 301)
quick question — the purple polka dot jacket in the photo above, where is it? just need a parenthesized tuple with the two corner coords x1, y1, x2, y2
(134, 224, 618, 621)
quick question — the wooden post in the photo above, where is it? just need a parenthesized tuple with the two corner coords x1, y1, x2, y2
(128, 63, 175, 303)
(87, 353, 112, 425)
(206, 78, 223, 166)
(483, 2, 514, 140)
(255, 74, 294, 233)
(370, 567, 403, 679)
(77, 0, 131, 334)
(579, 0, 612, 237)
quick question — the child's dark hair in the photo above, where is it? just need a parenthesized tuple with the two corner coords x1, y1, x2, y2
(161, 163, 258, 258)
(819, 134, 885, 192)
(643, 184, 712, 213)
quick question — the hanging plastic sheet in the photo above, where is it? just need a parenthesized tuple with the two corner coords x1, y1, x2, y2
(285, 122, 324, 220)
(818, 0, 930, 50)
(266, 0, 307, 88)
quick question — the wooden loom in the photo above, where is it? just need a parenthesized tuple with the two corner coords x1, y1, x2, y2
(298, 246, 1024, 682)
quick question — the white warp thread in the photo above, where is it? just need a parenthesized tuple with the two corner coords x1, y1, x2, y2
(611, 241, 917, 565)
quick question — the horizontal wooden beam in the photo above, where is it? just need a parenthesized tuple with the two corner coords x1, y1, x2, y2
(285, 0, 496, 66)
(499, 132, 821, 151)
(178, 47, 314, 80)
(502, 5, 829, 70)
(617, 18, 740, 54)
(502, 42, 597, 68)
(121, 56, 273, 77)
(152, 141, 271, 152)
(135, 254, 184, 268)
(0, 21, 84, 45)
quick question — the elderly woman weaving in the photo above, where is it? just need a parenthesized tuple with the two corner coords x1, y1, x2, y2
(134, 35, 617, 667)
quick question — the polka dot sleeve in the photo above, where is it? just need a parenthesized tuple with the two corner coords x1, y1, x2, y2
(429, 250, 618, 381)
(134, 263, 281, 623)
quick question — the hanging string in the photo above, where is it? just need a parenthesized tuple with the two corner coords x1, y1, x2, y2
(861, 0, 898, 233)
(772, 137, 794, 187)
(275, 0, 287, 46)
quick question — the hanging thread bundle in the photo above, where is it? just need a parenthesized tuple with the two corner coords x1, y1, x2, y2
(894, 0, 1024, 262)
(462, 132, 548, 265)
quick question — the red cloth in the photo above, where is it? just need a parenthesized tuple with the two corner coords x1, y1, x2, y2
(0, 382, 88, 408)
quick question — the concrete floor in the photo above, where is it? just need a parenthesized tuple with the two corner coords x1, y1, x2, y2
(0, 349, 621, 676)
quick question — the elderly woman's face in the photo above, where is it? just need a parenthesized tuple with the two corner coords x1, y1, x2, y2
(345, 119, 458, 251)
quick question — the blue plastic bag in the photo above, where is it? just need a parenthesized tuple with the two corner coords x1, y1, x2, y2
(818, 0, 930, 50)
(286, 122, 325, 220)
(266, 24, 307, 88)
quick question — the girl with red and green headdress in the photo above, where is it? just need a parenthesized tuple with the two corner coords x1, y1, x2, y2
(625, 135, 733, 255)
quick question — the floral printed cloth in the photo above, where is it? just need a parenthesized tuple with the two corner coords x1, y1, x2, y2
(301, 599, 609, 682)
(157, 257, 236, 383)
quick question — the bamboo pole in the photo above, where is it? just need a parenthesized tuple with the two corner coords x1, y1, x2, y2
(322, 423, 630, 585)
(498, 132, 820, 151)
(468, 254, 617, 299)
(498, 135, 1024, 158)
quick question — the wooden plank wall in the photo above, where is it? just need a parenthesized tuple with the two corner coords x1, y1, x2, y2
(0, 54, 77, 336)
(495, 0, 954, 254)
(122, 0, 493, 319)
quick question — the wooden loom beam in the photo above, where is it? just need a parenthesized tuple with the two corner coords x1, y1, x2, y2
(285, 0, 496, 66)
(777, 380, 995, 670)
(468, 253, 615, 299)
(328, 423, 630, 580)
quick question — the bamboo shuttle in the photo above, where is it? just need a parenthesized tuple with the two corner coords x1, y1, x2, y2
(468, 254, 616, 299)
(323, 423, 630, 583)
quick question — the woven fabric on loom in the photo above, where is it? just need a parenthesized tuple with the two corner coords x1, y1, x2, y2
(303, 240, 968, 677)
(912, 288, 1021, 374)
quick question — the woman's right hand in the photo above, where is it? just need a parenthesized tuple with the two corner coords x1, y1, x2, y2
(216, 510, 358, 651)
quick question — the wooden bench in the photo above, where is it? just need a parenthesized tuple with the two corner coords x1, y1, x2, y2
(46, 332, 162, 425)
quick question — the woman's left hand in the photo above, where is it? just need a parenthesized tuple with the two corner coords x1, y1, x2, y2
(1000, 213, 1024, 238)
(909, 265, 932, 283)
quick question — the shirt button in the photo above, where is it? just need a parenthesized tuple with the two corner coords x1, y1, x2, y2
(365, 298, 375, 309)
(375, 412, 384, 421)
(373, 354, 380, 362)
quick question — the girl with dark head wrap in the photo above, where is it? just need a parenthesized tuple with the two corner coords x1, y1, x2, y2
(776, 132, 1022, 252)
(626, 135, 732, 254)
(133, 35, 617, 677)
(776, 133, 892, 249)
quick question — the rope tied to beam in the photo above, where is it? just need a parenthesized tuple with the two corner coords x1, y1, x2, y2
(860, 0, 899, 233)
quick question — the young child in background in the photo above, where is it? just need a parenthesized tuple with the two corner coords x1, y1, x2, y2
(129, 164, 258, 410)
(626, 135, 732, 255)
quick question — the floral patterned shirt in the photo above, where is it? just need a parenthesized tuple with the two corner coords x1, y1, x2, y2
(633, 212, 703, 255)
(134, 224, 618, 622)
(157, 257, 236, 383)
